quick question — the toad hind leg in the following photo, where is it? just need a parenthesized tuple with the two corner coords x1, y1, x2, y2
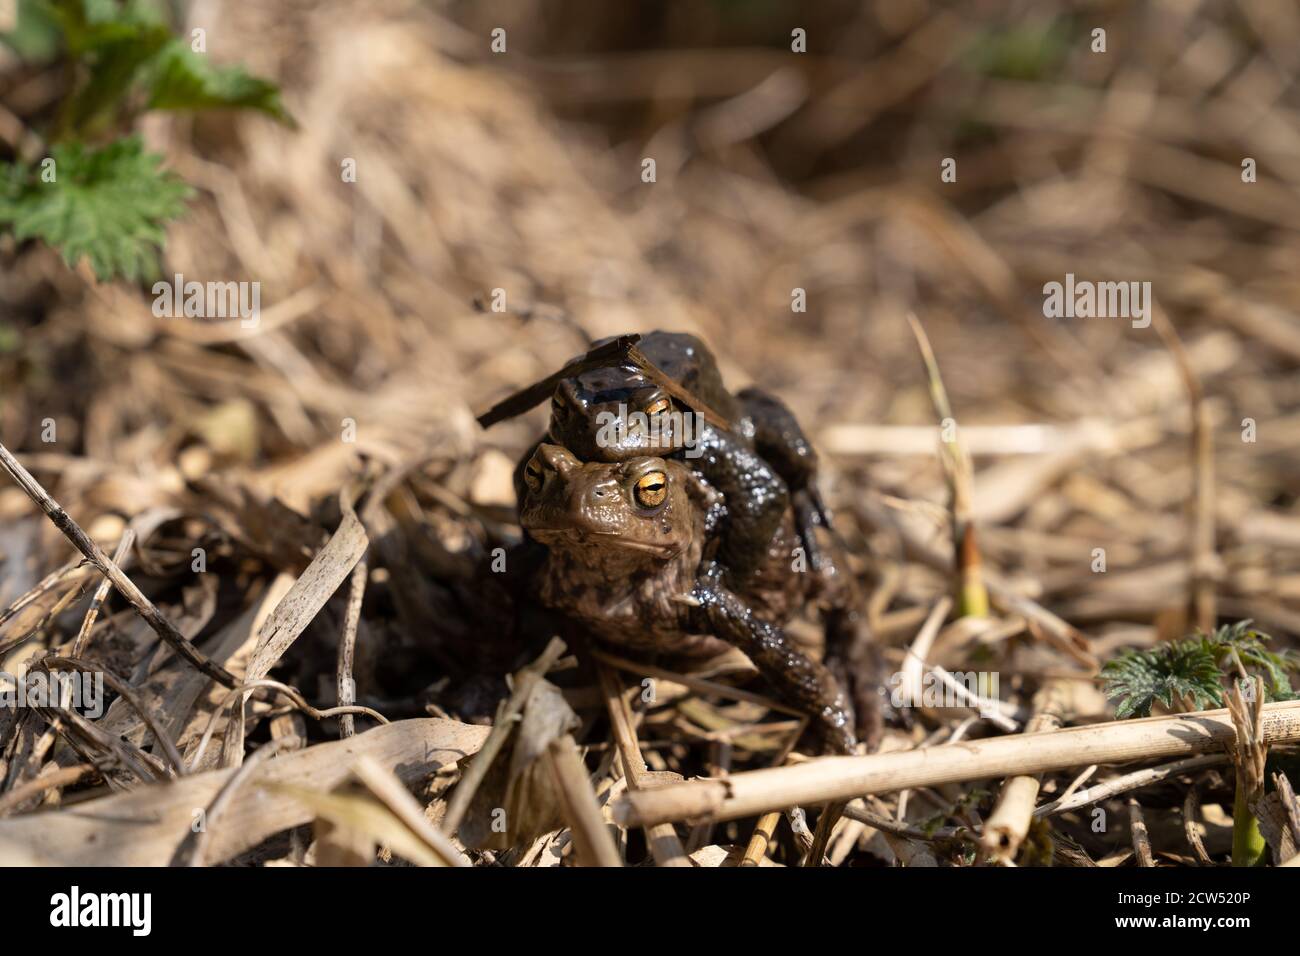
(738, 387, 832, 564)
(692, 425, 789, 585)
(737, 387, 825, 512)
(687, 576, 855, 755)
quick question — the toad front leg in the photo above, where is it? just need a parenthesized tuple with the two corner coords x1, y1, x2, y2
(685, 574, 855, 755)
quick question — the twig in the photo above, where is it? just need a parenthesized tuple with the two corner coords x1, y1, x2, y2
(589, 646, 803, 716)
(1055, 764, 1098, 806)
(1034, 754, 1227, 817)
(1128, 797, 1154, 867)
(930, 665, 1019, 731)
(1183, 786, 1213, 865)
(28, 695, 163, 786)
(842, 800, 969, 842)
(71, 530, 134, 657)
(0, 443, 238, 687)
(336, 559, 367, 738)
(37, 656, 187, 777)
(186, 679, 389, 771)
(900, 596, 951, 706)
(0, 764, 96, 817)
(0, 557, 86, 629)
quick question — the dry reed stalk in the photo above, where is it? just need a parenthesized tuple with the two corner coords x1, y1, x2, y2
(1150, 304, 1217, 633)
(979, 681, 1067, 863)
(596, 662, 690, 867)
(350, 754, 471, 867)
(546, 734, 622, 867)
(905, 313, 988, 618)
(616, 700, 1300, 827)
(740, 810, 782, 866)
(589, 647, 799, 715)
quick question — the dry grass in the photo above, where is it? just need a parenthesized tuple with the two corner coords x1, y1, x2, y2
(1, 0, 1299, 866)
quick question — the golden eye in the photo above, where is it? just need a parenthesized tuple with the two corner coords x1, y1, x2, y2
(645, 397, 671, 417)
(524, 459, 544, 492)
(633, 471, 668, 508)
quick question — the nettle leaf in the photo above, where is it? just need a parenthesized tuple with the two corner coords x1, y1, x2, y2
(1103, 620, 1300, 719)
(0, 136, 192, 282)
(1102, 641, 1223, 719)
(144, 40, 294, 124)
(43, 0, 163, 54)
(1203, 620, 1298, 701)
(65, 22, 172, 133)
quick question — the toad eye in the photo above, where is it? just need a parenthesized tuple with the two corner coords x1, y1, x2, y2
(644, 397, 671, 417)
(633, 471, 668, 509)
(524, 459, 544, 492)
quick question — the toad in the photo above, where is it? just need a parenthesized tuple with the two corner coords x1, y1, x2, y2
(516, 332, 830, 585)
(519, 443, 867, 753)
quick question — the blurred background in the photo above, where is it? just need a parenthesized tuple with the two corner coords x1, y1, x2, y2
(2, 0, 1299, 777)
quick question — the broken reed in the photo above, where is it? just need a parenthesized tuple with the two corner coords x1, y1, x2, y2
(615, 700, 1300, 828)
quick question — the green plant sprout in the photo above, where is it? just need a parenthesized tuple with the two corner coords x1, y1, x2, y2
(1102, 620, 1296, 719)
(0, 0, 293, 282)
(1103, 620, 1297, 866)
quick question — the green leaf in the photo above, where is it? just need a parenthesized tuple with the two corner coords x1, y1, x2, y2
(143, 40, 294, 125)
(1, 0, 64, 61)
(33, 1, 170, 137)
(43, 0, 164, 55)
(1102, 641, 1223, 719)
(0, 136, 192, 282)
(66, 22, 172, 134)
(1203, 620, 1298, 702)
(1103, 619, 1300, 720)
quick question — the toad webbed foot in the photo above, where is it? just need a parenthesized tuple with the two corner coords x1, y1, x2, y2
(685, 575, 855, 755)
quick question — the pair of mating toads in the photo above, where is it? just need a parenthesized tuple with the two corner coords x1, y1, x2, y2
(486, 332, 883, 755)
